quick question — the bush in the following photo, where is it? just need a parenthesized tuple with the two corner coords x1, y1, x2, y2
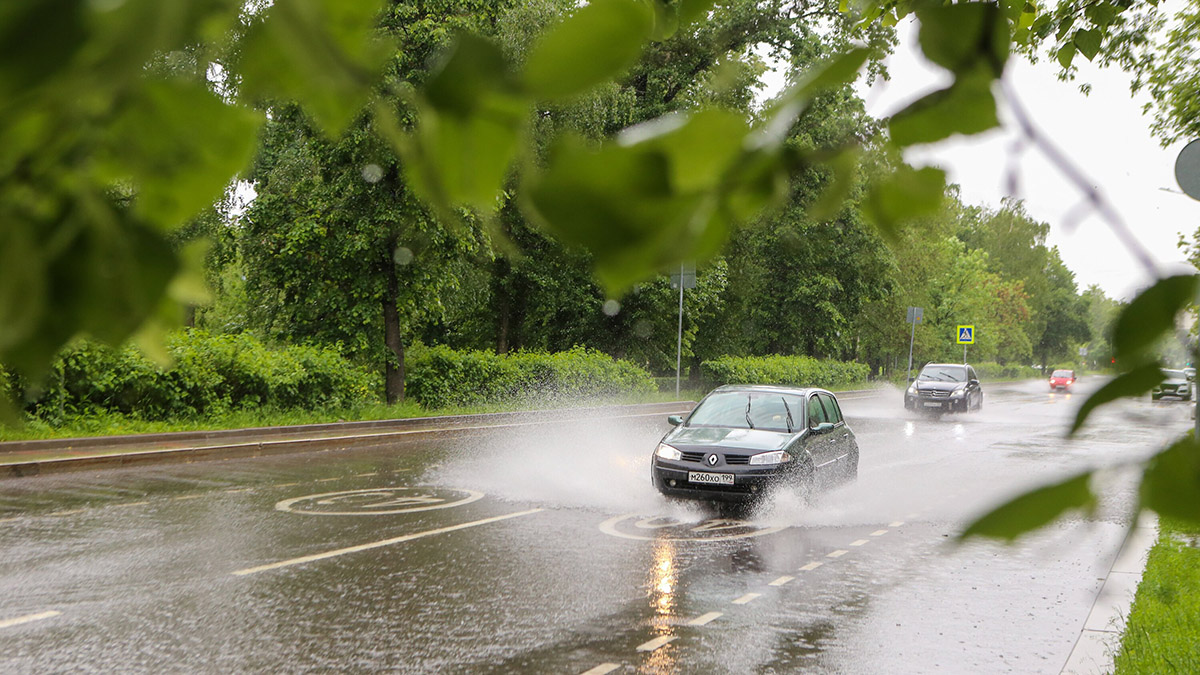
(406, 345, 656, 408)
(700, 355, 870, 390)
(28, 330, 376, 423)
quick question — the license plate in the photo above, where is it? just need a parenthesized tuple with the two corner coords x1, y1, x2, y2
(923, 401, 942, 408)
(688, 471, 734, 485)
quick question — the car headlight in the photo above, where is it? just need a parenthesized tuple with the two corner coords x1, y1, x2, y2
(749, 450, 793, 466)
(655, 443, 681, 461)
(907, 383, 917, 394)
(951, 386, 966, 397)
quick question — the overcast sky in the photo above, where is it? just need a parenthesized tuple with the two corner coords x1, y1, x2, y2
(856, 18, 1200, 301)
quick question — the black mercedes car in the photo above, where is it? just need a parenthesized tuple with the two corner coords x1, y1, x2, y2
(651, 385, 858, 503)
(903, 363, 983, 413)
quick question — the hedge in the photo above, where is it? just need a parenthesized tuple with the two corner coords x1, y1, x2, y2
(972, 361, 1043, 380)
(405, 345, 656, 408)
(28, 331, 376, 423)
(700, 355, 870, 390)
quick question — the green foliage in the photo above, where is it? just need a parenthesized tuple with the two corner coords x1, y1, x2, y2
(1141, 437, 1200, 522)
(971, 361, 1040, 380)
(960, 471, 1096, 541)
(700, 354, 870, 389)
(405, 344, 656, 408)
(27, 331, 375, 424)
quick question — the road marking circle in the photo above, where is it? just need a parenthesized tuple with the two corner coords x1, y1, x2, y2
(275, 486, 484, 516)
(598, 513, 786, 542)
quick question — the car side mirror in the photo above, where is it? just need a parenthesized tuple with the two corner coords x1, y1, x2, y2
(667, 415, 683, 426)
(970, 379, 979, 386)
(812, 422, 835, 434)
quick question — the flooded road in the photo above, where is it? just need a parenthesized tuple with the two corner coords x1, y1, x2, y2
(0, 379, 1190, 673)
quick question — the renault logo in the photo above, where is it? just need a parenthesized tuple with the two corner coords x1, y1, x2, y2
(705, 453, 719, 467)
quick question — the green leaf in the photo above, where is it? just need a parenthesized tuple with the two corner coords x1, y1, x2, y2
(862, 164, 946, 238)
(621, 109, 749, 192)
(0, 221, 45, 355)
(916, 2, 1009, 76)
(1141, 437, 1200, 523)
(522, 0, 654, 100)
(1112, 275, 1200, 363)
(1070, 363, 1165, 434)
(808, 149, 861, 222)
(757, 49, 870, 148)
(1084, 3, 1119, 29)
(1056, 43, 1076, 70)
(0, 0, 87, 99)
(101, 80, 262, 227)
(888, 67, 999, 146)
(1073, 28, 1102, 61)
(960, 471, 1096, 541)
(677, 0, 717, 25)
(236, 0, 390, 134)
(402, 34, 527, 210)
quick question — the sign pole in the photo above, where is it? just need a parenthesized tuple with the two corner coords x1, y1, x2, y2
(675, 264, 684, 398)
(907, 318, 916, 381)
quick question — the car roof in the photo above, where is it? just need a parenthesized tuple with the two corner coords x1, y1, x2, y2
(922, 363, 970, 368)
(710, 384, 823, 396)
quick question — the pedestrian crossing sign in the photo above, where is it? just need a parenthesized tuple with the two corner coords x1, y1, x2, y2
(957, 325, 975, 344)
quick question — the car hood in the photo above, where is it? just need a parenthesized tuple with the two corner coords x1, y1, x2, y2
(666, 425, 794, 452)
(1160, 377, 1188, 386)
(913, 380, 964, 392)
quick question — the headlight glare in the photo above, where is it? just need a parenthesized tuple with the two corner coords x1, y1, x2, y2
(655, 443, 681, 461)
(749, 450, 792, 466)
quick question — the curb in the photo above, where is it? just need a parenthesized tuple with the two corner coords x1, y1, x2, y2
(0, 402, 697, 478)
(1061, 511, 1159, 674)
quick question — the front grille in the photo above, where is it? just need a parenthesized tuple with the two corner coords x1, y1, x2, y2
(923, 390, 950, 398)
(677, 481, 754, 494)
(724, 455, 750, 465)
(680, 451, 705, 463)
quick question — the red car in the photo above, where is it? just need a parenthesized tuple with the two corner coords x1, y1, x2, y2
(1049, 369, 1076, 391)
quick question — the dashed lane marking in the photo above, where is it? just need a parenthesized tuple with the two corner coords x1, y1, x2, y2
(113, 501, 150, 508)
(580, 664, 620, 675)
(224, 488, 251, 494)
(0, 517, 17, 524)
(870, 529, 888, 536)
(889, 521, 905, 527)
(316, 477, 339, 482)
(173, 495, 202, 501)
(48, 510, 83, 517)
(687, 612, 722, 626)
(356, 473, 378, 478)
(826, 550, 849, 558)
(732, 593, 761, 605)
(850, 539, 869, 547)
(275, 483, 300, 488)
(769, 576, 795, 587)
(0, 611, 60, 629)
(799, 561, 823, 571)
(635, 635, 676, 652)
(231, 508, 543, 576)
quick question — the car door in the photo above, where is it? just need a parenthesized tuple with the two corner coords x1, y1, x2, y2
(804, 393, 838, 473)
(818, 392, 852, 465)
(967, 366, 981, 406)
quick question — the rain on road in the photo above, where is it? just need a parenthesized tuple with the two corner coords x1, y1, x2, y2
(0, 380, 1189, 673)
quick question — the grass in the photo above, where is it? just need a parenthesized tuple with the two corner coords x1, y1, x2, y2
(1113, 518, 1200, 674)
(0, 391, 707, 443)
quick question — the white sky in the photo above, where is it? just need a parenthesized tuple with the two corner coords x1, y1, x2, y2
(856, 18, 1200, 301)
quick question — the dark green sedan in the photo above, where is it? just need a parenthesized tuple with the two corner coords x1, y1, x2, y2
(651, 385, 858, 503)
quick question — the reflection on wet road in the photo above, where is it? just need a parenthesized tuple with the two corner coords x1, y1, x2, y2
(0, 379, 1191, 673)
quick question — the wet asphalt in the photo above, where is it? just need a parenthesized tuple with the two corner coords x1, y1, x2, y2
(0, 379, 1191, 674)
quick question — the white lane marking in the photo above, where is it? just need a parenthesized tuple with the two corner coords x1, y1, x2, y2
(114, 501, 150, 508)
(850, 539, 869, 547)
(356, 473, 378, 478)
(826, 550, 849, 558)
(275, 483, 300, 488)
(0, 517, 20, 524)
(224, 488, 251, 494)
(870, 529, 888, 536)
(580, 664, 620, 675)
(636, 635, 676, 652)
(687, 612, 723, 626)
(0, 610, 60, 629)
(173, 495, 202, 501)
(732, 593, 761, 605)
(889, 521, 905, 528)
(232, 508, 543, 576)
(316, 477, 339, 483)
(276, 487, 483, 517)
(769, 575, 795, 586)
(799, 561, 823, 571)
(49, 510, 83, 517)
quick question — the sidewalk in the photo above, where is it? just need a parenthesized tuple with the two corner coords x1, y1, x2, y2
(1061, 511, 1158, 674)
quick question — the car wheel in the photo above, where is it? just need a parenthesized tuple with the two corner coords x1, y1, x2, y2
(1152, 394, 1162, 401)
(975, 393, 983, 411)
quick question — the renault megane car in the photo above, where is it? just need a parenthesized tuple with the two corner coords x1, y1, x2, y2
(903, 363, 983, 413)
(651, 385, 858, 503)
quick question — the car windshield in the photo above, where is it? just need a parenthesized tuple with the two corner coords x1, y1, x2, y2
(687, 391, 806, 432)
(918, 365, 966, 383)
(1052, 370, 1073, 378)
